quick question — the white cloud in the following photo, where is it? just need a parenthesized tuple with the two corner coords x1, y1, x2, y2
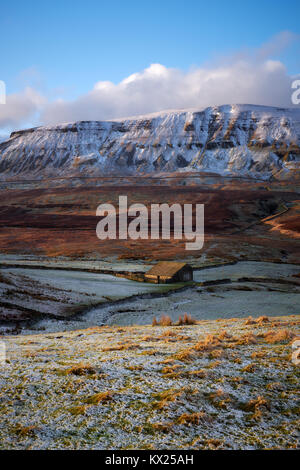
(0, 32, 299, 133)
(0, 87, 46, 128)
(255, 31, 300, 61)
(41, 59, 296, 125)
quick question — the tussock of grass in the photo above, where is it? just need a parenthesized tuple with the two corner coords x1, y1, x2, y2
(209, 348, 224, 359)
(177, 411, 209, 425)
(251, 351, 266, 359)
(152, 315, 172, 326)
(205, 438, 224, 449)
(151, 422, 173, 433)
(85, 391, 114, 405)
(245, 316, 270, 326)
(229, 376, 245, 384)
(69, 405, 87, 415)
(234, 333, 257, 345)
(242, 363, 256, 373)
(159, 315, 173, 326)
(177, 313, 196, 325)
(161, 364, 182, 374)
(240, 396, 270, 421)
(173, 329, 257, 363)
(139, 349, 159, 356)
(152, 313, 197, 327)
(266, 382, 282, 391)
(126, 365, 143, 371)
(195, 334, 221, 351)
(256, 316, 270, 325)
(14, 424, 38, 437)
(152, 388, 182, 409)
(173, 349, 196, 362)
(188, 369, 207, 378)
(66, 363, 96, 376)
(262, 329, 295, 344)
(218, 330, 232, 340)
(208, 389, 231, 409)
(159, 329, 177, 338)
(208, 360, 222, 369)
(102, 342, 138, 351)
(140, 335, 158, 342)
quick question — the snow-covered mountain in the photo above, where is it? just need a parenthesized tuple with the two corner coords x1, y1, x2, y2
(0, 104, 300, 180)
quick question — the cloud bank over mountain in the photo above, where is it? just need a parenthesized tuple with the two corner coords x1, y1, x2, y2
(42, 60, 296, 124)
(0, 32, 299, 132)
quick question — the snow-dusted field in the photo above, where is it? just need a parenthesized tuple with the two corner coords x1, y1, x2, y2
(0, 264, 177, 334)
(193, 261, 300, 282)
(0, 261, 299, 335)
(0, 315, 299, 449)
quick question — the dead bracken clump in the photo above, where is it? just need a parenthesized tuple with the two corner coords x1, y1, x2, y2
(234, 333, 257, 345)
(205, 438, 224, 449)
(67, 363, 96, 376)
(176, 411, 209, 425)
(251, 351, 266, 359)
(160, 315, 173, 326)
(245, 316, 270, 326)
(151, 422, 173, 433)
(188, 369, 207, 378)
(240, 396, 270, 421)
(173, 328, 260, 363)
(256, 316, 270, 325)
(173, 349, 196, 362)
(177, 313, 197, 326)
(14, 424, 38, 437)
(266, 382, 282, 391)
(160, 329, 177, 338)
(69, 405, 87, 416)
(152, 388, 182, 409)
(262, 329, 295, 344)
(195, 334, 222, 351)
(152, 315, 173, 326)
(218, 330, 232, 340)
(208, 389, 231, 410)
(85, 391, 114, 405)
(152, 313, 196, 327)
(242, 363, 256, 373)
(174, 332, 225, 363)
(161, 364, 182, 377)
(102, 342, 138, 351)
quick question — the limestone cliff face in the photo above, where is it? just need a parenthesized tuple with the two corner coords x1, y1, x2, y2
(1, 104, 300, 180)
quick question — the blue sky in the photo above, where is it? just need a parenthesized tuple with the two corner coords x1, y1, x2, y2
(1, 0, 299, 97)
(0, 0, 299, 132)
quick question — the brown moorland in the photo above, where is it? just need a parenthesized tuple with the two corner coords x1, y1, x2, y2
(0, 177, 299, 262)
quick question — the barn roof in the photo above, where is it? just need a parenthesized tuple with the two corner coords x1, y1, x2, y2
(145, 261, 190, 277)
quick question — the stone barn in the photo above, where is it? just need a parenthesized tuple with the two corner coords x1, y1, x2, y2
(144, 262, 193, 284)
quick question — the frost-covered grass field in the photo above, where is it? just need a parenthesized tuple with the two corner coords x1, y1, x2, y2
(0, 315, 299, 449)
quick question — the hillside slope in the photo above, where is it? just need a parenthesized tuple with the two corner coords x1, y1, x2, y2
(0, 104, 300, 180)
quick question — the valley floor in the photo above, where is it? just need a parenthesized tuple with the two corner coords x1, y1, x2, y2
(0, 260, 299, 334)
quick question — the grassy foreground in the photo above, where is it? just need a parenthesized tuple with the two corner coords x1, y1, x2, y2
(0, 315, 299, 449)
